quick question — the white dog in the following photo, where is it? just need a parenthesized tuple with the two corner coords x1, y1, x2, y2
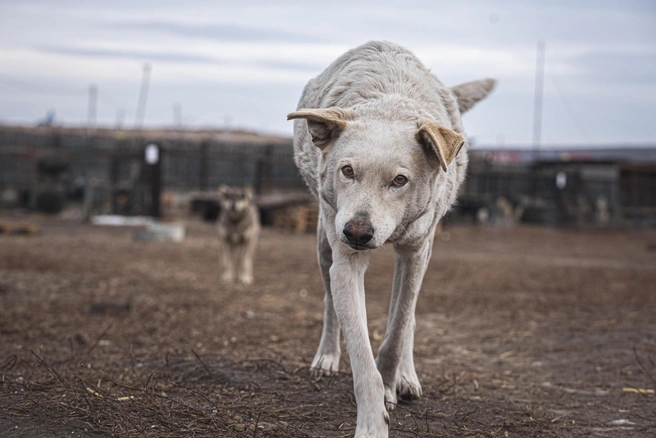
(288, 41, 495, 437)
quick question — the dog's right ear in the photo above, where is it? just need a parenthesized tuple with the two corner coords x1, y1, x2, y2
(243, 185, 254, 200)
(287, 107, 353, 149)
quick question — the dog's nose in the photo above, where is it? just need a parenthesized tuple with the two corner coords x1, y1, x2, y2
(343, 220, 374, 246)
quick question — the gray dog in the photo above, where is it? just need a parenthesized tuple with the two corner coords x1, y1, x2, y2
(217, 185, 260, 285)
(288, 41, 495, 437)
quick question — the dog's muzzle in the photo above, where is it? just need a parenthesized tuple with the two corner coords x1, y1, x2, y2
(343, 219, 374, 250)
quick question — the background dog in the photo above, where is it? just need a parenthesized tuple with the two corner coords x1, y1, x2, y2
(216, 185, 260, 285)
(288, 41, 495, 437)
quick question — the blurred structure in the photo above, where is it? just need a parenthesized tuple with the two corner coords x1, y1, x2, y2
(452, 147, 656, 228)
(36, 110, 56, 128)
(1, 124, 655, 229)
(0, 125, 305, 220)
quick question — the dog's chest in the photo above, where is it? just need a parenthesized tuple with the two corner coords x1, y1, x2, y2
(228, 231, 246, 245)
(219, 211, 255, 245)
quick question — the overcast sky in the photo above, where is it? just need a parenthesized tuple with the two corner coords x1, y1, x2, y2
(0, 0, 654, 147)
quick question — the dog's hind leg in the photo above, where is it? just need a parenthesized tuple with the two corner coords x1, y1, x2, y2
(396, 313, 421, 401)
(310, 219, 341, 376)
(376, 237, 433, 410)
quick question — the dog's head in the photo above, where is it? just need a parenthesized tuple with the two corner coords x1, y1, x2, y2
(218, 185, 254, 218)
(288, 79, 495, 250)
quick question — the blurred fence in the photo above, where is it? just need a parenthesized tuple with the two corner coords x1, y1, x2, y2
(0, 126, 306, 216)
(1, 126, 655, 227)
(0, 127, 302, 192)
(456, 157, 656, 227)
(619, 164, 656, 223)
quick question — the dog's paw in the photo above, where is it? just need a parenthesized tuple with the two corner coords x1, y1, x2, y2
(310, 352, 340, 377)
(355, 409, 390, 438)
(396, 369, 422, 401)
(238, 273, 253, 285)
(221, 272, 234, 283)
(384, 384, 398, 411)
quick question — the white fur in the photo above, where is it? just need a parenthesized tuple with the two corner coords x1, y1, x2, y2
(289, 41, 495, 437)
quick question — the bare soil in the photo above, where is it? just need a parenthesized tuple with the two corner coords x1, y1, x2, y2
(1, 216, 655, 437)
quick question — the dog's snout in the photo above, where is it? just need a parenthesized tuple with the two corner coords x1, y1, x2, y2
(343, 219, 374, 246)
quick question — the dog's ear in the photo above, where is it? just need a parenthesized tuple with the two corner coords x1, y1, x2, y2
(417, 123, 465, 172)
(243, 185, 253, 200)
(287, 107, 353, 149)
(218, 185, 227, 195)
(450, 78, 496, 114)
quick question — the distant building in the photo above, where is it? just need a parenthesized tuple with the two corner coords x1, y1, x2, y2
(456, 146, 656, 227)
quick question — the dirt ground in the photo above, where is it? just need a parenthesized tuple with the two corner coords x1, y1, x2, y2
(1, 215, 655, 437)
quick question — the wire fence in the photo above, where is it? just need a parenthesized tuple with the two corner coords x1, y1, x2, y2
(1, 127, 654, 227)
(0, 127, 304, 194)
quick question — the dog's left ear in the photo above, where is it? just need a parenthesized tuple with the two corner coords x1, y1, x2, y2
(417, 123, 465, 172)
(287, 107, 353, 149)
(450, 78, 496, 114)
(244, 186, 254, 200)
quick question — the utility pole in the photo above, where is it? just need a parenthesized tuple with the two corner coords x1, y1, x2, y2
(532, 41, 546, 162)
(173, 102, 182, 129)
(135, 63, 152, 129)
(115, 109, 125, 130)
(87, 84, 98, 131)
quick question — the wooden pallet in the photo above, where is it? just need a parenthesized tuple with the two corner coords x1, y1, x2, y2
(0, 222, 39, 235)
(274, 204, 319, 234)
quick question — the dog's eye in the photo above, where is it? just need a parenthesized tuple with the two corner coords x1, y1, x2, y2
(342, 166, 354, 178)
(392, 175, 408, 187)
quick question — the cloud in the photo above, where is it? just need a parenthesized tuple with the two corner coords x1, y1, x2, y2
(106, 20, 330, 44)
(35, 44, 326, 73)
(0, 0, 655, 144)
(569, 50, 656, 85)
(35, 46, 221, 65)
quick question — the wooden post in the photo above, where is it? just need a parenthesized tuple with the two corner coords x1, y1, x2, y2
(145, 144, 161, 218)
(110, 157, 119, 214)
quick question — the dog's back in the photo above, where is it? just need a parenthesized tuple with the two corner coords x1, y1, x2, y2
(302, 41, 455, 118)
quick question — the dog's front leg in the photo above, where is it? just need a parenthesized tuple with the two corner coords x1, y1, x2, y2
(331, 246, 389, 438)
(376, 237, 433, 410)
(238, 236, 257, 285)
(220, 242, 235, 283)
(310, 219, 341, 376)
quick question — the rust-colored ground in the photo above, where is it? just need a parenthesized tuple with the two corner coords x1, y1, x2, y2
(1, 217, 655, 437)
